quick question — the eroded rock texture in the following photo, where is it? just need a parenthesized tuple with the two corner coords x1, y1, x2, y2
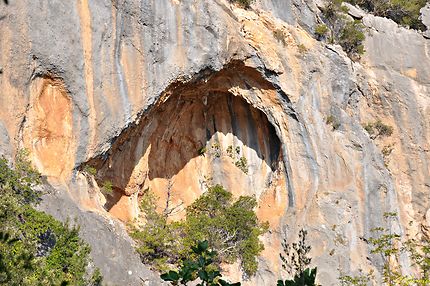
(0, 0, 429, 285)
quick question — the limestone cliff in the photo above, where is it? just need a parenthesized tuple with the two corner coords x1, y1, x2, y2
(0, 0, 429, 285)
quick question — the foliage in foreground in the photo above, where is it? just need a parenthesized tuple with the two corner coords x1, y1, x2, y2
(160, 240, 241, 286)
(0, 151, 101, 285)
(131, 185, 268, 277)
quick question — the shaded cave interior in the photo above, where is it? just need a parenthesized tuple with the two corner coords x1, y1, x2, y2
(85, 64, 288, 221)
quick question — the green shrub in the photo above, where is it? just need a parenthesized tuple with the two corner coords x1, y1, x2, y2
(0, 151, 99, 285)
(374, 120, 393, 137)
(130, 191, 181, 270)
(226, 145, 234, 159)
(320, 0, 366, 59)
(231, 0, 254, 8)
(273, 29, 286, 45)
(198, 146, 207, 156)
(344, 0, 427, 30)
(131, 185, 268, 277)
(101, 180, 114, 195)
(362, 119, 393, 139)
(297, 44, 308, 54)
(315, 24, 329, 39)
(235, 146, 241, 155)
(338, 20, 365, 57)
(339, 269, 373, 286)
(339, 212, 430, 285)
(235, 156, 248, 174)
(211, 143, 221, 158)
(84, 165, 97, 176)
(326, 115, 341, 130)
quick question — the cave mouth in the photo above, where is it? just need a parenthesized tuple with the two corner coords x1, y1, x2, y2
(87, 65, 288, 221)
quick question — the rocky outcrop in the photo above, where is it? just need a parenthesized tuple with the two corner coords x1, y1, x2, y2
(0, 0, 429, 285)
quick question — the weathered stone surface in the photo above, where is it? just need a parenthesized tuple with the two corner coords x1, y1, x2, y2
(38, 182, 164, 285)
(421, 3, 430, 38)
(1, 0, 430, 285)
(0, 121, 12, 159)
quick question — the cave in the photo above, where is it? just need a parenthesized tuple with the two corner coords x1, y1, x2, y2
(88, 63, 289, 223)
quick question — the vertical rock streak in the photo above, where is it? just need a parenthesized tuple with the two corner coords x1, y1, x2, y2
(113, 3, 131, 123)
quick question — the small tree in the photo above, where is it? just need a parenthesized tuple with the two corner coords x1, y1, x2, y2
(341, 212, 430, 285)
(278, 229, 318, 286)
(0, 151, 100, 285)
(131, 185, 268, 277)
(320, 0, 366, 59)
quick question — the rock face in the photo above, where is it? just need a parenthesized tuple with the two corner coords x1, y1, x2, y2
(0, 0, 429, 285)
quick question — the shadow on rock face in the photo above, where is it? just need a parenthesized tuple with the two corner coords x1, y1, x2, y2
(145, 91, 281, 180)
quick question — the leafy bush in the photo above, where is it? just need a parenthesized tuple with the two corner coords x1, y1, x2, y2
(297, 44, 308, 54)
(160, 240, 241, 286)
(326, 115, 341, 130)
(102, 180, 114, 195)
(226, 146, 234, 159)
(131, 185, 268, 277)
(84, 165, 97, 176)
(344, 0, 427, 30)
(315, 24, 329, 39)
(211, 143, 221, 158)
(339, 269, 373, 286)
(0, 151, 100, 285)
(362, 119, 393, 139)
(320, 0, 366, 59)
(277, 268, 318, 286)
(338, 20, 365, 57)
(235, 157, 248, 174)
(198, 146, 207, 156)
(273, 29, 286, 45)
(230, 0, 253, 8)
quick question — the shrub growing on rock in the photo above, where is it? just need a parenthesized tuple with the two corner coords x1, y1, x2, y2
(362, 119, 393, 139)
(344, 0, 427, 30)
(0, 151, 100, 285)
(315, 24, 330, 40)
(338, 20, 366, 57)
(338, 212, 430, 285)
(231, 0, 254, 8)
(320, 0, 366, 59)
(278, 229, 318, 286)
(131, 185, 268, 277)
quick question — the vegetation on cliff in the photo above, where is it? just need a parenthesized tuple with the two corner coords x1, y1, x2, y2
(344, 0, 427, 30)
(319, 0, 366, 59)
(231, 0, 253, 8)
(131, 185, 268, 277)
(0, 151, 101, 285)
(318, 0, 427, 59)
(339, 212, 430, 285)
(278, 229, 319, 286)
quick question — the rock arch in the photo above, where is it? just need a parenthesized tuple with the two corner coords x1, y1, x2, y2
(87, 62, 292, 224)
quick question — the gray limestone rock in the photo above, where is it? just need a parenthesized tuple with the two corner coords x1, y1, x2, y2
(0, 0, 430, 285)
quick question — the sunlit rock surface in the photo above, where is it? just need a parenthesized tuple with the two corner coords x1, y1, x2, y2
(0, 0, 429, 285)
